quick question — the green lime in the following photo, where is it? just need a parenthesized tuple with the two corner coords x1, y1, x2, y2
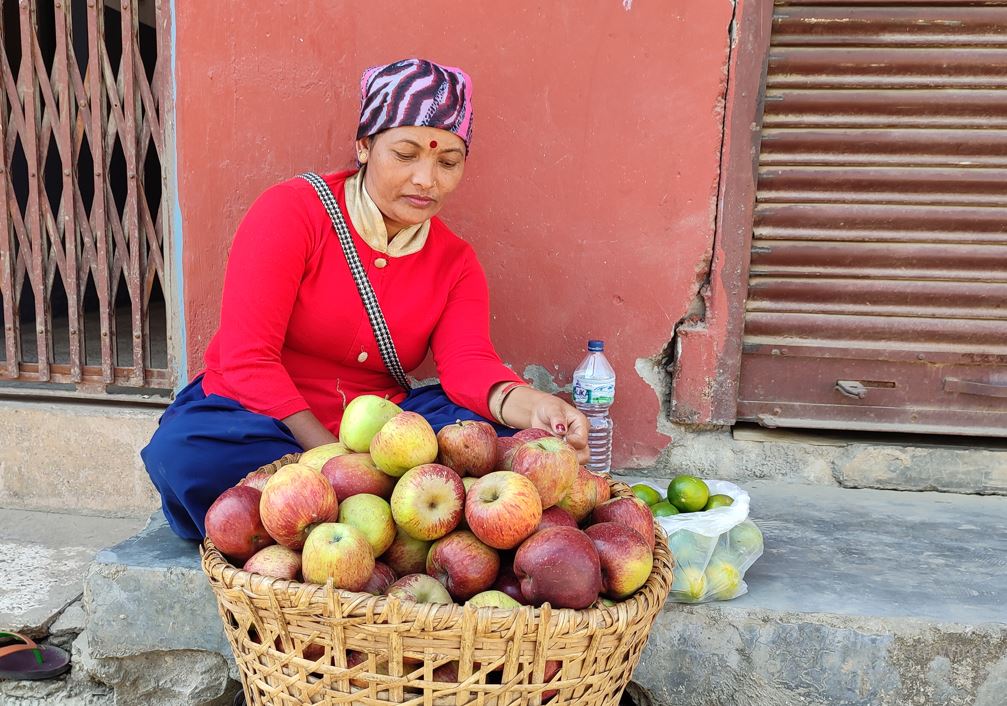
(666, 475, 710, 513)
(704, 494, 734, 511)
(631, 484, 663, 506)
(651, 501, 680, 517)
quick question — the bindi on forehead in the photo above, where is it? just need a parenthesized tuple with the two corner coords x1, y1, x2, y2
(429, 140, 438, 149)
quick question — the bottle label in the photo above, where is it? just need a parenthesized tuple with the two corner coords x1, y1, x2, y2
(573, 379, 615, 405)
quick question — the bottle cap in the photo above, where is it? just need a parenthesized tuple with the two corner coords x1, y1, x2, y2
(587, 340, 604, 352)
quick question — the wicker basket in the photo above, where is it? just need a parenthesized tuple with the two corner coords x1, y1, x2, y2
(201, 453, 674, 706)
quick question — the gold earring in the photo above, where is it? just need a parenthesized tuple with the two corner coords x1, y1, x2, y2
(358, 150, 368, 162)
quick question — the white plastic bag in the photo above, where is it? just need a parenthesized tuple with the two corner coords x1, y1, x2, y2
(637, 479, 763, 603)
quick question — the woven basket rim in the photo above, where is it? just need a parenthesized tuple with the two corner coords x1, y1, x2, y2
(201, 453, 674, 625)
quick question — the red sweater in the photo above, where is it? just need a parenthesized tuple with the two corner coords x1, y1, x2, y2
(200, 170, 523, 431)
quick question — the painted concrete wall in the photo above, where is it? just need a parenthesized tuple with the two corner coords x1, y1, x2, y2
(174, 1, 734, 467)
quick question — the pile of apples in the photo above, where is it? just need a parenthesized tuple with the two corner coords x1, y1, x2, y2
(206, 395, 657, 611)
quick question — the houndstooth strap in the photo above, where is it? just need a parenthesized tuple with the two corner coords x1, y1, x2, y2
(298, 172, 411, 391)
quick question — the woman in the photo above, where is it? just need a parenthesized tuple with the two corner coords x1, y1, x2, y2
(142, 59, 589, 541)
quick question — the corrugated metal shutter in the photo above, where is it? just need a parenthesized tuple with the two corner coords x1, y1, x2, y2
(737, 0, 1007, 436)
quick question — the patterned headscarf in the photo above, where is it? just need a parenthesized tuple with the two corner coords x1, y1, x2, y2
(356, 59, 474, 150)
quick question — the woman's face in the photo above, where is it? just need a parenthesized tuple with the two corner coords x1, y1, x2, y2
(357, 126, 466, 235)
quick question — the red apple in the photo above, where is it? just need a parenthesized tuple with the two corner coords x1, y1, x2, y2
(238, 469, 274, 492)
(370, 411, 438, 477)
(543, 660, 561, 701)
(321, 453, 395, 501)
(300, 522, 374, 590)
(380, 527, 432, 576)
(361, 561, 397, 595)
(585, 523, 654, 600)
(495, 437, 522, 472)
(437, 420, 498, 477)
(591, 497, 656, 551)
(390, 464, 465, 541)
(465, 471, 543, 550)
(386, 573, 453, 604)
(259, 463, 339, 549)
(555, 465, 599, 522)
(510, 437, 578, 508)
(346, 650, 390, 688)
(536, 506, 578, 532)
(492, 565, 528, 605)
(432, 661, 460, 683)
(513, 527, 602, 609)
(426, 530, 500, 601)
(593, 473, 612, 505)
(205, 485, 274, 562)
(242, 544, 300, 580)
(338, 493, 396, 556)
(513, 428, 552, 442)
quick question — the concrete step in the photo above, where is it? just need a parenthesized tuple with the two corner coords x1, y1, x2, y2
(16, 482, 1007, 706)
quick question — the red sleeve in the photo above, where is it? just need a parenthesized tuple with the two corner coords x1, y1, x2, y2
(429, 247, 525, 420)
(214, 184, 315, 419)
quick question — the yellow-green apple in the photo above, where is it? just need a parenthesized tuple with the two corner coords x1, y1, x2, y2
(338, 493, 396, 556)
(301, 522, 374, 590)
(380, 527, 432, 576)
(495, 437, 522, 472)
(299, 442, 351, 471)
(591, 497, 655, 551)
(239, 468, 275, 492)
(426, 530, 500, 600)
(465, 471, 542, 550)
(585, 523, 654, 600)
(361, 561, 397, 595)
(205, 486, 274, 562)
(466, 590, 521, 609)
(491, 565, 528, 605)
(510, 437, 578, 508)
(436, 420, 498, 477)
(513, 527, 602, 609)
(386, 573, 453, 604)
(339, 395, 403, 452)
(370, 411, 438, 476)
(536, 506, 577, 532)
(513, 428, 552, 442)
(555, 465, 599, 522)
(390, 463, 464, 540)
(321, 453, 395, 501)
(259, 463, 339, 549)
(592, 473, 611, 504)
(242, 544, 300, 580)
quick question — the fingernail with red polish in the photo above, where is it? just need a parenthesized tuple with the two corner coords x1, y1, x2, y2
(555, 424, 567, 433)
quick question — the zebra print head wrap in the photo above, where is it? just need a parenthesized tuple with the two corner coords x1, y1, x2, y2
(356, 59, 474, 151)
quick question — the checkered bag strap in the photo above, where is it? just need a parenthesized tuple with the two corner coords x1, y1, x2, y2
(298, 172, 411, 391)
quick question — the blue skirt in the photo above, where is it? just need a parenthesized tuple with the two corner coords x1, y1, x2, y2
(140, 376, 514, 541)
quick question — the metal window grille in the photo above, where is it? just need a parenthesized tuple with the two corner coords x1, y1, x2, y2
(0, 0, 172, 398)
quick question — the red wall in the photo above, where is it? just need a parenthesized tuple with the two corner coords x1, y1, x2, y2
(174, 1, 733, 467)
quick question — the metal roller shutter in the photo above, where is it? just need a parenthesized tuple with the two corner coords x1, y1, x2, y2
(737, 0, 1007, 435)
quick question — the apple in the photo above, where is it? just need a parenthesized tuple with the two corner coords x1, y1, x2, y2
(339, 395, 403, 452)
(492, 565, 528, 605)
(465, 471, 543, 550)
(361, 561, 397, 595)
(513, 527, 602, 609)
(370, 411, 438, 477)
(542, 660, 562, 701)
(386, 573, 453, 604)
(205, 485, 274, 562)
(242, 544, 300, 580)
(239, 469, 274, 492)
(346, 650, 389, 688)
(298, 442, 351, 471)
(390, 463, 465, 541)
(338, 493, 396, 557)
(301, 522, 374, 590)
(593, 473, 611, 504)
(591, 497, 656, 551)
(426, 530, 500, 600)
(554, 465, 599, 522)
(536, 506, 578, 532)
(321, 453, 395, 501)
(259, 463, 339, 549)
(380, 527, 432, 576)
(437, 420, 498, 477)
(495, 437, 522, 472)
(467, 590, 521, 609)
(510, 437, 578, 508)
(431, 661, 459, 683)
(513, 428, 552, 442)
(585, 523, 654, 600)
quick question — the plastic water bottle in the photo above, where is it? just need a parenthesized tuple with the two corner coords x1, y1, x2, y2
(572, 340, 616, 473)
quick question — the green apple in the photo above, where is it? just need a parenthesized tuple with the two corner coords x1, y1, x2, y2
(339, 395, 403, 452)
(338, 494, 396, 557)
(370, 412, 438, 477)
(301, 523, 374, 590)
(299, 442, 351, 471)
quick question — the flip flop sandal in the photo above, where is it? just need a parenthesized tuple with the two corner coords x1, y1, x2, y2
(0, 631, 71, 681)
